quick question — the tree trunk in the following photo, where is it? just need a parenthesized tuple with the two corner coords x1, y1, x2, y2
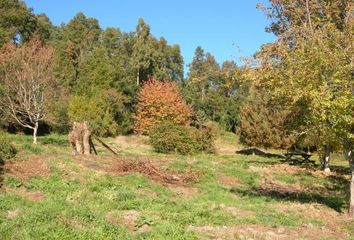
(349, 172, 354, 217)
(75, 139, 83, 154)
(321, 145, 331, 172)
(83, 122, 91, 155)
(136, 70, 140, 86)
(348, 149, 354, 217)
(305, 0, 314, 34)
(33, 122, 38, 144)
(201, 85, 205, 103)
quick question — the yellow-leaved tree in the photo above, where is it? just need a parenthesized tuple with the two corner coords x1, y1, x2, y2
(256, 0, 353, 215)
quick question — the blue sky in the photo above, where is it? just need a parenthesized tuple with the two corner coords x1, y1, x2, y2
(25, 0, 275, 71)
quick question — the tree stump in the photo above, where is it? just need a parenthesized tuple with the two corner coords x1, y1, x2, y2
(68, 121, 93, 155)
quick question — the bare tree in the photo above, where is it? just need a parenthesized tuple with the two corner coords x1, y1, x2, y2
(0, 38, 55, 143)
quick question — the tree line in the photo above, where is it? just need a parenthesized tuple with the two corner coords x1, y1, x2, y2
(0, 0, 352, 169)
(0, 0, 247, 139)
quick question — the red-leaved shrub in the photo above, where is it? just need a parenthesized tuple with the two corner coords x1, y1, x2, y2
(134, 78, 192, 134)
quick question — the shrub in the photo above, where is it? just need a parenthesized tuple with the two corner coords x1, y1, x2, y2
(0, 134, 17, 160)
(68, 89, 124, 137)
(134, 78, 193, 135)
(149, 123, 216, 155)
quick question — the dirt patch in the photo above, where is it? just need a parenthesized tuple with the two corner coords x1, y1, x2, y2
(5, 187, 44, 201)
(106, 210, 121, 226)
(218, 175, 240, 188)
(6, 209, 20, 219)
(189, 223, 348, 240)
(5, 155, 51, 181)
(106, 210, 151, 233)
(167, 185, 199, 198)
(121, 210, 140, 231)
(135, 223, 152, 234)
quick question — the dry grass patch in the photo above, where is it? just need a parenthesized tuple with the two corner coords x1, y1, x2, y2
(106, 158, 198, 185)
(218, 174, 241, 188)
(5, 187, 44, 201)
(115, 135, 152, 152)
(4, 155, 51, 182)
(275, 202, 347, 236)
(74, 155, 198, 186)
(219, 204, 254, 218)
(189, 223, 349, 240)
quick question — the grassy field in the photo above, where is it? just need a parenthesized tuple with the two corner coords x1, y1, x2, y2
(0, 132, 353, 239)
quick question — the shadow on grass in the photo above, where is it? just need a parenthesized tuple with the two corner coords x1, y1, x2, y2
(40, 136, 68, 147)
(283, 160, 350, 175)
(231, 176, 349, 213)
(236, 148, 284, 159)
(330, 165, 351, 175)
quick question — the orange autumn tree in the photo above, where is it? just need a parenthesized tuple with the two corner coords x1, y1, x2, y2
(134, 78, 193, 134)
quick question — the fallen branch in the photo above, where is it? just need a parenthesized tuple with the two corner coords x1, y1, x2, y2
(94, 137, 118, 156)
(89, 138, 97, 155)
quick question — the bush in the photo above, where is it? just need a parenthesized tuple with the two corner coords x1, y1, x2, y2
(149, 124, 216, 155)
(0, 134, 17, 160)
(134, 79, 193, 135)
(68, 89, 124, 137)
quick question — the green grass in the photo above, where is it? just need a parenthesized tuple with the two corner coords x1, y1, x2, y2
(0, 134, 352, 239)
